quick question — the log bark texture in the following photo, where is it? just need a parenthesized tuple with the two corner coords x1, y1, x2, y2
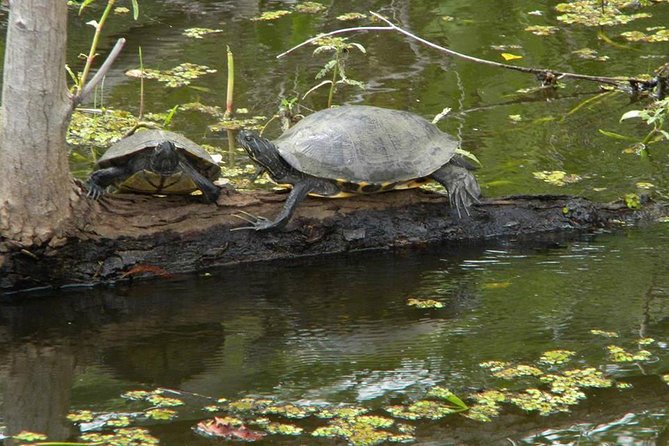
(1, 187, 667, 293)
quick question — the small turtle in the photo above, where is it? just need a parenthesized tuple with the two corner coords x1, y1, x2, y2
(87, 129, 221, 203)
(235, 105, 480, 231)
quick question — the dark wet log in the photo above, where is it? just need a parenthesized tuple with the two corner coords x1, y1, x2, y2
(1, 186, 667, 293)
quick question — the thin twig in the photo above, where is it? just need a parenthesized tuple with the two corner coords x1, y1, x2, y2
(277, 11, 650, 89)
(74, 37, 126, 107)
(276, 26, 393, 59)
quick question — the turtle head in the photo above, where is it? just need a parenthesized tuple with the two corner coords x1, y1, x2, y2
(150, 141, 180, 174)
(237, 130, 287, 181)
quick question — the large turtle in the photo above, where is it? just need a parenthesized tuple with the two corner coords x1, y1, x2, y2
(235, 105, 481, 231)
(87, 129, 221, 203)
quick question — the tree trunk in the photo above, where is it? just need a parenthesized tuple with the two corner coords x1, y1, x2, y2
(0, 0, 75, 246)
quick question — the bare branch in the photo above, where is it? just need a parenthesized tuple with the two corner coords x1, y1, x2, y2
(277, 11, 654, 92)
(73, 37, 125, 107)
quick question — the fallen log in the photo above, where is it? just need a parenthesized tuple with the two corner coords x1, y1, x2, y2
(1, 186, 667, 293)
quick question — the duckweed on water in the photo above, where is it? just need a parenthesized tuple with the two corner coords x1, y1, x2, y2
(385, 400, 462, 420)
(183, 27, 223, 39)
(337, 12, 367, 21)
(13, 431, 47, 442)
(492, 364, 544, 379)
(539, 349, 576, 366)
(590, 329, 619, 338)
(312, 415, 412, 446)
(251, 10, 291, 21)
(555, 0, 652, 27)
(533, 170, 582, 187)
(525, 25, 559, 36)
(259, 402, 318, 419)
(315, 405, 369, 419)
(81, 427, 159, 446)
(252, 418, 304, 435)
(127, 63, 217, 88)
(144, 408, 177, 421)
(607, 345, 653, 362)
(572, 47, 609, 61)
(67, 409, 95, 423)
(406, 298, 444, 309)
(68, 109, 138, 148)
(621, 28, 669, 42)
(295, 2, 327, 14)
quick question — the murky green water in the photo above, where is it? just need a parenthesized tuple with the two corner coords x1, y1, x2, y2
(2, 0, 669, 444)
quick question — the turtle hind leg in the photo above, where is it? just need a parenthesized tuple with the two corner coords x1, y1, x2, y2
(87, 166, 131, 200)
(430, 164, 481, 217)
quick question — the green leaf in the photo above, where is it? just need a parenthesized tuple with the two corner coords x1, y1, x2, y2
(659, 130, 669, 140)
(131, 0, 140, 20)
(598, 129, 637, 141)
(163, 105, 179, 127)
(350, 42, 366, 53)
(620, 110, 643, 121)
(78, 0, 97, 15)
(445, 393, 469, 410)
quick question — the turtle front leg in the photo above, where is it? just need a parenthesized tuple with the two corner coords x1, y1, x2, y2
(233, 180, 315, 231)
(178, 160, 221, 203)
(430, 164, 481, 217)
(86, 166, 131, 200)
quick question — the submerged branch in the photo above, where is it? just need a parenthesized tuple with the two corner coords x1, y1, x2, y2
(278, 12, 656, 93)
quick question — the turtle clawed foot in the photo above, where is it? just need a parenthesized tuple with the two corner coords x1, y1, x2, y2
(449, 183, 481, 218)
(86, 182, 105, 200)
(231, 211, 275, 231)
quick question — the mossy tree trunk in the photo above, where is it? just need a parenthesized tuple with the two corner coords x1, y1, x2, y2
(0, 0, 76, 246)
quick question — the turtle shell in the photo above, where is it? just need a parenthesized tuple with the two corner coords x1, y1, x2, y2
(98, 129, 220, 181)
(274, 105, 458, 184)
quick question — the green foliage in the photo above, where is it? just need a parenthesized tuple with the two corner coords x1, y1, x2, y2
(619, 98, 669, 151)
(304, 36, 367, 107)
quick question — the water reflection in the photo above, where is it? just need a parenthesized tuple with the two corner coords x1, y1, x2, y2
(1, 228, 668, 443)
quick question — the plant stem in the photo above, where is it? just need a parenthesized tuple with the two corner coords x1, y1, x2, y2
(138, 46, 144, 120)
(78, 0, 116, 95)
(224, 46, 235, 119)
(327, 56, 339, 108)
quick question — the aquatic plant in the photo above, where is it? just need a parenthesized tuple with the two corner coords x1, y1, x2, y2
(295, 2, 327, 14)
(304, 36, 366, 108)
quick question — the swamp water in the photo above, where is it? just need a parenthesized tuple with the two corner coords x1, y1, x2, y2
(2, 0, 669, 444)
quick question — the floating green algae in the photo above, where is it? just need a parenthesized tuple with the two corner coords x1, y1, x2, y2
(183, 27, 223, 39)
(127, 63, 217, 88)
(555, 0, 652, 26)
(295, 2, 326, 14)
(251, 10, 291, 21)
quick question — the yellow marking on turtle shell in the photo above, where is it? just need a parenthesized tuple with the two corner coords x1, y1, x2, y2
(117, 170, 198, 195)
